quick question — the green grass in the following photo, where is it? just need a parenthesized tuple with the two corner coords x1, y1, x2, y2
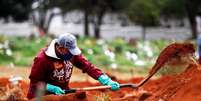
(0, 54, 14, 65)
(94, 93, 110, 101)
(0, 36, 51, 66)
(0, 35, 174, 73)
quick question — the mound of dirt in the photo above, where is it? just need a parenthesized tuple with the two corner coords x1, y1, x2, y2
(145, 64, 201, 101)
(1, 64, 201, 101)
(30, 92, 87, 101)
(0, 77, 28, 101)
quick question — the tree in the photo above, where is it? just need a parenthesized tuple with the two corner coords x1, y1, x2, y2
(31, 0, 80, 37)
(82, 0, 91, 37)
(51, 0, 93, 37)
(161, 0, 201, 39)
(68, 0, 93, 37)
(32, 0, 131, 38)
(91, 0, 131, 39)
(127, 0, 161, 40)
(0, 0, 32, 22)
(161, 0, 186, 19)
(91, 0, 110, 39)
(31, 0, 62, 36)
(64, 0, 130, 39)
(184, 0, 201, 39)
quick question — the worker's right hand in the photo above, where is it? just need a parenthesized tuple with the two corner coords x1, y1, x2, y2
(98, 74, 120, 90)
(46, 83, 65, 95)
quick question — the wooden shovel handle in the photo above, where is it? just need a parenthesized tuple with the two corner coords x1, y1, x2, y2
(76, 85, 111, 91)
(77, 83, 137, 91)
(64, 83, 137, 94)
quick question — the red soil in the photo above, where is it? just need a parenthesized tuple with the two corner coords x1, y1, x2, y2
(0, 78, 28, 101)
(1, 64, 201, 101)
(145, 64, 201, 101)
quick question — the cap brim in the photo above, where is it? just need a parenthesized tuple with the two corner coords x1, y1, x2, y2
(69, 47, 81, 55)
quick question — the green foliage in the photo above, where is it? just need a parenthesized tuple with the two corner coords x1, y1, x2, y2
(0, 36, 51, 66)
(95, 55, 112, 67)
(0, 35, 6, 43)
(115, 54, 133, 66)
(109, 38, 128, 53)
(127, 0, 161, 26)
(94, 93, 110, 101)
(0, 54, 14, 65)
(157, 65, 187, 76)
(0, 36, 173, 73)
(161, 0, 186, 18)
(0, 0, 32, 22)
(11, 36, 50, 56)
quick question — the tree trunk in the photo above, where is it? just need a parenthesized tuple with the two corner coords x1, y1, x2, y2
(44, 11, 55, 35)
(185, 0, 198, 39)
(36, 10, 56, 37)
(94, 11, 104, 39)
(38, 10, 46, 37)
(84, 8, 90, 37)
(38, 28, 46, 37)
(94, 18, 100, 39)
(186, 11, 197, 39)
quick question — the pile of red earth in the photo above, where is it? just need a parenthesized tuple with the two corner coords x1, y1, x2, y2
(1, 64, 201, 101)
(0, 77, 28, 101)
(144, 64, 201, 101)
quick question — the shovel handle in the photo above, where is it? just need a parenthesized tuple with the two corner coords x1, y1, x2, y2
(64, 88, 77, 94)
(64, 86, 110, 94)
(64, 83, 137, 94)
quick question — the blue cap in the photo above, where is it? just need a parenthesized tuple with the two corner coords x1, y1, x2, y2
(56, 33, 81, 55)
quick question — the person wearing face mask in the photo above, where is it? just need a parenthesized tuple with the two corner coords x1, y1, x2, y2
(27, 33, 120, 99)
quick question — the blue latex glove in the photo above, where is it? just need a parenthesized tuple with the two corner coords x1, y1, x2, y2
(46, 83, 65, 95)
(98, 74, 120, 90)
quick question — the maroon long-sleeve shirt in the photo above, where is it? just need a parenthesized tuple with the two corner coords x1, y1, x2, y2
(27, 40, 103, 99)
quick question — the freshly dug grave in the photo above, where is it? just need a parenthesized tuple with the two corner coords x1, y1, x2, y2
(145, 64, 201, 101)
(0, 64, 201, 101)
(69, 64, 201, 101)
(32, 63, 201, 101)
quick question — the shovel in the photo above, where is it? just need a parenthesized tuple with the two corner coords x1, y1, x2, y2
(64, 71, 159, 94)
(65, 43, 196, 94)
(64, 83, 137, 94)
(64, 71, 162, 94)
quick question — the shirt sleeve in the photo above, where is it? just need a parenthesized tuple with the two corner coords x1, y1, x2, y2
(72, 55, 103, 80)
(27, 57, 47, 99)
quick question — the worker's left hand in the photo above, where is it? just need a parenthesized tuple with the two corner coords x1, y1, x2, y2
(46, 83, 65, 95)
(98, 74, 120, 90)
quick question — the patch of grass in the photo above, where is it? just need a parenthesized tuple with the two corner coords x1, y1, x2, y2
(115, 54, 134, 66)
(94, 93, 110, 101)
(157, 65, 188, 76)
(0, 36, 51, 66)
(0, 35, 176, 75)
(0, 54, 14, 65)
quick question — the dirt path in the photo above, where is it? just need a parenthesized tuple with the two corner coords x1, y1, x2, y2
(0, 66, 31, 82)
